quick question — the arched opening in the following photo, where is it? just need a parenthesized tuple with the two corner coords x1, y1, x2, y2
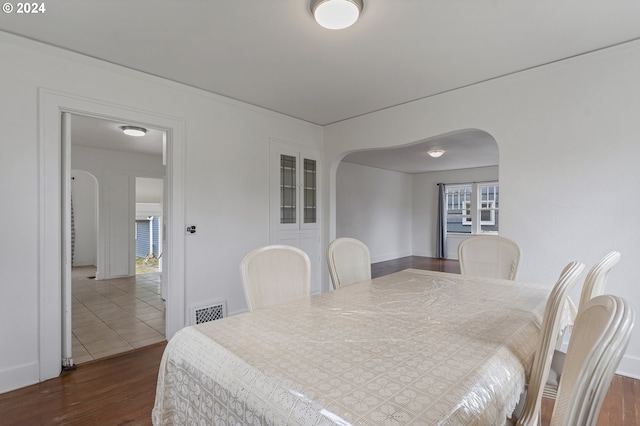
(335, 129, 499, 265)
(70, 169, 99, 271)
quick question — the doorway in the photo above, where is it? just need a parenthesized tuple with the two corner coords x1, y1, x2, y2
(38, 88, 186, 382)
(68, 114, 167, 364)
(135, 177, 164, 276)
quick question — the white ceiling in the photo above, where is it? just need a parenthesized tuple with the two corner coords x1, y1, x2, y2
(5, 1, 639, 172)
(342, 129, 498, 173)
(70, 114, 164, 203)
(71, 114, 164, 156)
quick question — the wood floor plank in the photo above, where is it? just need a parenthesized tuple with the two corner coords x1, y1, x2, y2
(0, 342, 166, 426)
(621, 375, 638, 426)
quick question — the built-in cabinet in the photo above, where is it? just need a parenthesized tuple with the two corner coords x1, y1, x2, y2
(270, 139, 321, 294)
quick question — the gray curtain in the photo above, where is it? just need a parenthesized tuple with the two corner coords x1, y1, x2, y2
(436, 183, 447, 259)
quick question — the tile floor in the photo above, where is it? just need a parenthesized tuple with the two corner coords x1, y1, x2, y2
(72, 266, 166, 364)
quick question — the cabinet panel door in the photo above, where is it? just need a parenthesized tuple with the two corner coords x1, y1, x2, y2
(299, 232, 321, 295)
(270, 141, 320, 231)
(271, 144, 301, 231)
(269, 140, 322, 293)
(280, 153, 297, 226)
(300, 154, 319, 230)
(272, 231, 322, 296)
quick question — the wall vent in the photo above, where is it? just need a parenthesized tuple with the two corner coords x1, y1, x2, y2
(190, 300, 227, 325)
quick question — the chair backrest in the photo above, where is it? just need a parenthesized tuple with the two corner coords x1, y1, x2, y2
(550, 295, 635, 426)
(240, 245, 311, 311)
(458, 235, 523, 280)
(578, 251, 621, 313)
(326, 237, 371, 289)
(516, 261, 585, 426)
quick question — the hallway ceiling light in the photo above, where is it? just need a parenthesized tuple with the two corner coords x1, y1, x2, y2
(121, 126, 147, 137)
(311, 0, 363, 30)
(427, 149, 445, 158)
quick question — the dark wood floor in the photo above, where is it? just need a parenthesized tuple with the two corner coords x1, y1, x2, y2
(371, 255, 460, 278)
(0, 342, 167, 426)
(0, 256, 637, 425)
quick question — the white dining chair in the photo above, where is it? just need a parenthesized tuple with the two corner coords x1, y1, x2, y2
(544, 251, 622, 399)
(240, 245, 311, 311)
(507, 261, 585, 426)
(549, 294, 635, 426)
(458, 235, 522, 280)
(326, 237, 371, 289)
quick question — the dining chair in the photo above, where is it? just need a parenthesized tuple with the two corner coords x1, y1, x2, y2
(240, 245, 311, 311)
(326, 237, 371, 289)
(549, 294, 635, 426)
(507, 260, 585, 426)
(458, 235, 522, 280)
(544, 251, 622, 399)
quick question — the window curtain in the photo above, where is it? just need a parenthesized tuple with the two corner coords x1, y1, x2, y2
(436, 183, 447, 259)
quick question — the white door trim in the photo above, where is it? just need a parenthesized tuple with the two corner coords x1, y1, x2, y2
(61, 112, 73, 368)
(38, 89, 186, 381)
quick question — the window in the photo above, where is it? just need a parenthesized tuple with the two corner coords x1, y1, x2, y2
(446, 182, 499, 234)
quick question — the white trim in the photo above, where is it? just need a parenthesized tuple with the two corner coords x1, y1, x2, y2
(618, 355, 640, 380)
(38, 88, 186, 381)
(61, 112, 73, 366)
(0, 362, 39, 394)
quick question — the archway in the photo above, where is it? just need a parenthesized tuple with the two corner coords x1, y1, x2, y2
(334, 129, 499, 263)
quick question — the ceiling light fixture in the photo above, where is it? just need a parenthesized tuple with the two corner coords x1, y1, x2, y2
(121, 126, 147, 137)
(311, 0, 363, 30)
(427, 149, 445, 158)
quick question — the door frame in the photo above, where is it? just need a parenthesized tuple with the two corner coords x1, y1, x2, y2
(38, 89, 186, 381)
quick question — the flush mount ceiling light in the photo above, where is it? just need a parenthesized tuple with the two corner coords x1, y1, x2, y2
(121, 126, 147, 137)
(427, 149, 445, 158)
(311, 0, 363, 30)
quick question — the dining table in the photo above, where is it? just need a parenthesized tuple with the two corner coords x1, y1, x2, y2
(152, 269, 574, 426)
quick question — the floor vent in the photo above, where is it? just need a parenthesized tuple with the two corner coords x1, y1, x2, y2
(191, 300, 226, 325)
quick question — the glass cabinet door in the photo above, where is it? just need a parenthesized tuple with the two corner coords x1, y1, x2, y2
(272, 141, 320, 231)
(270, 140, 321, 293)
(303, 158, 317, 225)
(280, 154, 297, 224)
(279, 154, 318, 227)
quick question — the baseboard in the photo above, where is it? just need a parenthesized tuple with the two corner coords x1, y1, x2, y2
(0, 361, 39, 394)
(72, 260, 98, 267)
(370, 251, 412, 264)
(411, 250, 436, 258)
(617, 354, 640, 380)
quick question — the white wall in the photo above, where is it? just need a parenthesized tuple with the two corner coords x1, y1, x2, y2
(323, 41, 640, 378)
(412, 166, 499, 258)
(71, 170, 98, 267)
(0, 32, 322, 393)
(336, 162, 412, 262)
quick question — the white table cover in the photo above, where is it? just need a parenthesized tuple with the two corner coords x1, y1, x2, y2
(153, 269, 563, 425)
